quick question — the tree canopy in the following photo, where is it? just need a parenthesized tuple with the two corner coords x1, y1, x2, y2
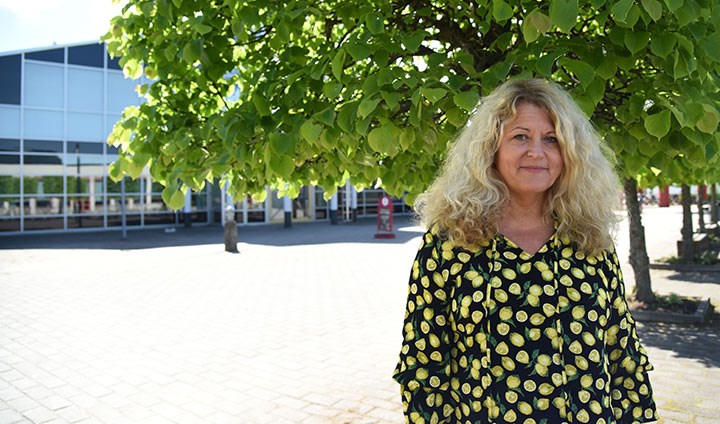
(104, 0, 720, 209)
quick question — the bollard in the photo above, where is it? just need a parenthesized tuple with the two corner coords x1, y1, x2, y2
(224, 205, 238, 253)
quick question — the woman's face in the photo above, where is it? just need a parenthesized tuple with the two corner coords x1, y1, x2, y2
(495, 102, 564, 202)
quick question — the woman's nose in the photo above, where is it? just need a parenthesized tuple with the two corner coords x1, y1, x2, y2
(526, 138, 544, 157)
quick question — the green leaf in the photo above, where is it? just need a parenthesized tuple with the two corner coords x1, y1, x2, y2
(381, 91, 403, 111)
(399, 127, 415, 150)
(366, 13, 384, 34)
(346, 42, 372, 61)
(453, 91, 480, 111)
(331, 50, 346, 81)
(162, 184, 186, 211)
(367, 124, 398, 155)
(697, 105, 720, 134)
(700, 32, 720, 63)
(269, 155, 295, 178)
(645, 110, 671, 138)
(403, 32, 425, 52)
(611, 0, 634, 22)
(358, 97, 381, 119)
(641, 0, 663, 21)
(523, 9, 552, 43)
(313, 107, 334, 126)
(182, 39, 203, 64)
(270, 133, 293, 154)
(420, 87, 448, 103)
(323, 82, 342, 100)
(624, 31, 650, 54)
(663, 0, 683, 12)
(301, 120, 323, 143)
(650, 33, 676, 58)
(558, 58, 596, 89)
(252, 96, 271, 116)
(550, 0, 579, 33)
(492, 0, 514, 22)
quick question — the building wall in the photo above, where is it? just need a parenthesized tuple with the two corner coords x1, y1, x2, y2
(0, 42, 411, 235)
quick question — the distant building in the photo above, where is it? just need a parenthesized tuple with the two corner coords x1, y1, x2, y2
(0, 42, 409, 234)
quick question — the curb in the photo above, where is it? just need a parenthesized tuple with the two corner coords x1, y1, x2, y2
(649, 262, 720, 272)
(631, 297, 713, 325)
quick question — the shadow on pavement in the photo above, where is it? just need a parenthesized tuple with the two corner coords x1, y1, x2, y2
(664, 271, 720, 285)
(638, 312, 720, 368)
(0, 217, 426, 250)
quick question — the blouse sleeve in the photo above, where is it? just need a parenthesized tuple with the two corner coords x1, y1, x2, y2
(392, 229, 456, 424)
(602, 248, 659, 424)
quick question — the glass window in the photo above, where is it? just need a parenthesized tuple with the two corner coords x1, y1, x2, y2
(24, 139, 63, 153)
(0, 217, 21, 231)
(0, 139, 20, 152)
(26, 48, 65, 64)
(107, 53, 121, 70)
(25, 175, 64, 195)
(0, 175, 21, 194)
(0, 55, 21, 105)
(0, 106, 20, 138)
(24, 196, 64, 215)
(67, 112, 103, 141)
(68, 67, 103, 110)
(106, 177, 141, 193)
(107, 73, 140, 114)
(24, 62, 64, 108)
(24, 109, 63, 139)
(0, 156, 20, 175)
(23, 154, 63, 166)
(69, 141, 104, 154)
(25, 216, 65, 230)
(68, 44, 104, 68)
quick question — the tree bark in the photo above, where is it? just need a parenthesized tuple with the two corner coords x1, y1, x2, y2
(711, 184, 718, 224)
(697, 184, 706, 233)
(680, 184, 694, 262)
(623, 178, 654, 304)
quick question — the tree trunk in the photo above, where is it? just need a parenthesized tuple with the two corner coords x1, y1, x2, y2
(680, 184, 694, 262)
(623, 178, 654, 304)
(697, 184, 706, 233)
(711, 184, 718, 224)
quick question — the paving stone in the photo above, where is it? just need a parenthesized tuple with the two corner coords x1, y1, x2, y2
(1, 208, 719, 423)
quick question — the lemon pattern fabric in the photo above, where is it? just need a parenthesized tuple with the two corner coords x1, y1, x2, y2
(393, 228, 658, 424)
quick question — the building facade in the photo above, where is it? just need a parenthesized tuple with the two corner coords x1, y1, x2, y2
(0, 42, 410, 234)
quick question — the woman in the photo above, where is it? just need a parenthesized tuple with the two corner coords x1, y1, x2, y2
(393, 78, 657, 424)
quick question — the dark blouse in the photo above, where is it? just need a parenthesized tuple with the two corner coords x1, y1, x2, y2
(393, 228, 658, 424)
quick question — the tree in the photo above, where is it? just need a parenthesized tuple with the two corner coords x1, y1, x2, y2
(105, 0, 720, 302)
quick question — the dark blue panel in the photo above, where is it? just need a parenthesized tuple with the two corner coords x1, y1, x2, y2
(24, 140, 63, 153)
(0, 55, 21, 105)
(71, 142, 104, 154)
(26, 48, 65, 64)
(68, 44, 104, 68)
(0, 139, 20, 152)
(23, 155, 62, 165)
(0, 154, 21, 164)
(107, 53, 121, 70)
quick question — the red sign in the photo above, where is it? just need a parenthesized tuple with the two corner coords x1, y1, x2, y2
(374, 194, 396, 239)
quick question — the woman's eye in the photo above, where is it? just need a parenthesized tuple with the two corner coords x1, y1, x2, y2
(513, 134, 528, 141)
(545, 137, 558, 143)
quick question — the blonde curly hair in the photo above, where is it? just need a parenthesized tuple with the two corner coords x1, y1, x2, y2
(415, 78, 620, 256)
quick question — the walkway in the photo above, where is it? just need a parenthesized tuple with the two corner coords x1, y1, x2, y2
(1, 205, 718, 423)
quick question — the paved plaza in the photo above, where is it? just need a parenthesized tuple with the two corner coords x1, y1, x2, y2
(1, 205, 719, 424)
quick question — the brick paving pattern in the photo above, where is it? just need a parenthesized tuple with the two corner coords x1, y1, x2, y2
(1, 205, 718, 424)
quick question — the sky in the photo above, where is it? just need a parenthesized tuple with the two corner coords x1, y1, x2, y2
(0, 0, 124, 54)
